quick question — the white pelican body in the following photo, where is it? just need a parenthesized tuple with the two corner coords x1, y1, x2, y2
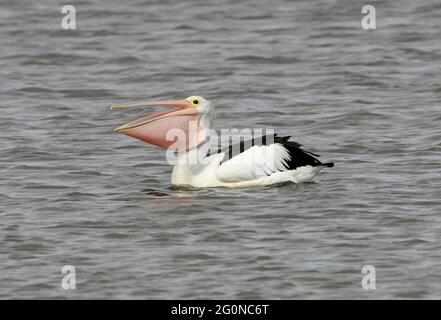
(112, 96, 333, 188)
(171, 142, 332, 188)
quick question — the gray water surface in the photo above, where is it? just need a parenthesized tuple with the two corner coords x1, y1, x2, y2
(1, 0, 441, 299)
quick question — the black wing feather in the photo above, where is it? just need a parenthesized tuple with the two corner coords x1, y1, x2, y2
(207, 134, 334, 169)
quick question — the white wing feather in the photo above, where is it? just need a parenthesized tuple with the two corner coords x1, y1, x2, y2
(215, 143, 291, 183)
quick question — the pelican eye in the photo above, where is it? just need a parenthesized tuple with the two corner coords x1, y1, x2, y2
(192, 99, 199, 106)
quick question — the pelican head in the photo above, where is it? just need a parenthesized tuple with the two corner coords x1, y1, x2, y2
(111, 96, 213, 150)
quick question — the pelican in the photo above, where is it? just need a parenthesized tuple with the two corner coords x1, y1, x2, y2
(112, 96, 333, 188)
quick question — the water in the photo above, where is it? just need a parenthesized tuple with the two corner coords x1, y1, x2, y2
(1, 0, 440, 299)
